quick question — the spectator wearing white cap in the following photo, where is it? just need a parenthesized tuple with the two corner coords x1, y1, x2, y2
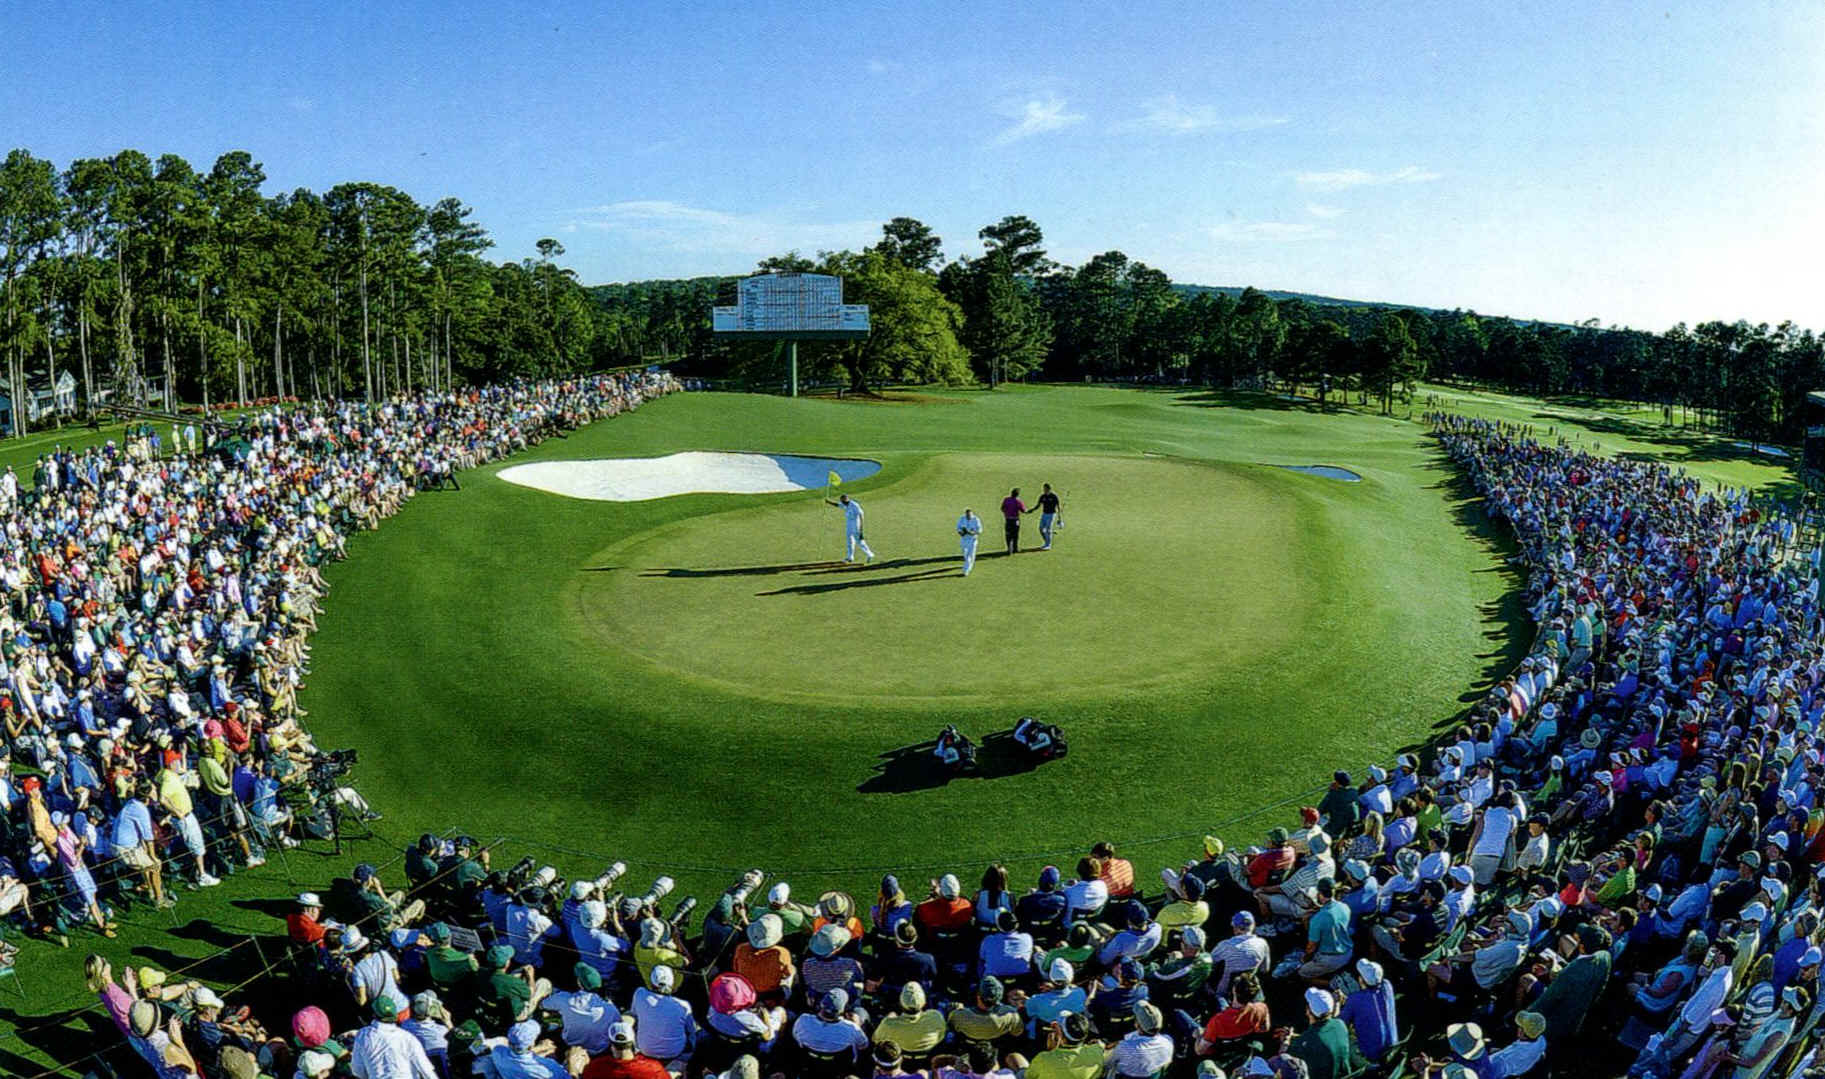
(571, 899, 632, 980)
(630, 963, 698, 1068)
(584, 1019, 671, 1079)
(1441, 865, 1477, 932)
(914, 873, 974, 934)
(1290, 988, 1359, 1079)
(765, 881, 815, 941)
(1027, 958, 1088, 1032)
(1339, 959, 1397, 1062)
(297, 1048, 338, 1079)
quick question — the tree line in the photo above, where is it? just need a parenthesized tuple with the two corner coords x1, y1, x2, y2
(0, 147, 604, 436)
(6, 148, 1816, 445)
(597, 215, 1825, 441)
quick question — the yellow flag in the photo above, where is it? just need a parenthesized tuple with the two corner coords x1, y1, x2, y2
(827, 470, 842, 487)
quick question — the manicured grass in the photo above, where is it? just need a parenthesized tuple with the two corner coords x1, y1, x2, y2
(302, 386, 1522, 892)
(0, 384, 1798, 1071)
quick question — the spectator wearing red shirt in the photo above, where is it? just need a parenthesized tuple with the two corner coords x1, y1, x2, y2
(287, 893, 326, 945)
(1247, 830, 1296, 889)
(580, 1021, 672, 1079)
(914, 875, 975, 934)
(1093, 842, 1136, 897)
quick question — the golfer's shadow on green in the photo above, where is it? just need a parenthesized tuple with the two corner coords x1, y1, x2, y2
(757, 557, 963, 597)
(857, 730, 1050, 794)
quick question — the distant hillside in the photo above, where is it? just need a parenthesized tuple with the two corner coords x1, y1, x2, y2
(1170, 283, 1420, 311)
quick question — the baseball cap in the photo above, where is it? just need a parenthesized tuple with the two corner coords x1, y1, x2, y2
(1304, 987, 1335, 1017)
(610, 1019, 636, 1046)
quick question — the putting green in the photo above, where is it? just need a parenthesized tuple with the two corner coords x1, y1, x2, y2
(581, 453, 1302, 703)
(293, 387, 1521, 894)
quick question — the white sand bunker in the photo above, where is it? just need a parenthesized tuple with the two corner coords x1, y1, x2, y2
(498, 452, 881, 502)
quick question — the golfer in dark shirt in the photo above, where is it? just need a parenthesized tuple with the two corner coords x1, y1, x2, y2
(1000, 489, 1028, 555)
(1036, 484, 1061, 550)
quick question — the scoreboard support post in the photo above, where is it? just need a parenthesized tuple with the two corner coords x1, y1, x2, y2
(711, 273, 870, 397)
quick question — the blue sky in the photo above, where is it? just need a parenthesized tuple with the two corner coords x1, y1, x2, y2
(7, 1, 1823, 330)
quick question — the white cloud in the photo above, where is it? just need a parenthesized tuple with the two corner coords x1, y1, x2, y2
(1206, 220, 1331, 242)
(570, 200, 879, 260)
(993, 96, 1085, 144)
(286, 95, 316, 114)
(1294, 165, 1441, 191)
(1306, 203, 1345, 219)
(1126, 95, 1288, 135)
(866, 58, 899, 74)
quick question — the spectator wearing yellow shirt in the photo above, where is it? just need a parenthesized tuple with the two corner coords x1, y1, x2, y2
(156, 751, 218, 887)
(634, 916, 691, 990)
(874, 981, 947, 1059)
(1026, 1013, 1105, 1079)
(1156, 876, 1211, 932)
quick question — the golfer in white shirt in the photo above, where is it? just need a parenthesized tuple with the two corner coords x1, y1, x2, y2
(826, 494, 875, 563)
(957, 509, 981, 576)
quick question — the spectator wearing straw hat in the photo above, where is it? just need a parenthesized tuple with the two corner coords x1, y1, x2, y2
(732, 912, 796, 1000)
(1484, 1011, 1547, 1078)
(803, 922, 863, 1003)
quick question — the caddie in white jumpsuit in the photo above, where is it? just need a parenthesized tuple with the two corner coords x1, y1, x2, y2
(957, 508, 981, 576)
(825, 493, 875, 563)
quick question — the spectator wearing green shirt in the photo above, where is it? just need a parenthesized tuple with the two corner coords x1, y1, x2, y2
(477, 943, 552, 1024)
(1290, 988, 1361, 1079)
(1299, 881, 1353, 981)
(423, 923, 479, 992)
(1319, 772, 1362, 837)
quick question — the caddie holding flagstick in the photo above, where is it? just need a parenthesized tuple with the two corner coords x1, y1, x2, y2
(824, 471, 875, 564)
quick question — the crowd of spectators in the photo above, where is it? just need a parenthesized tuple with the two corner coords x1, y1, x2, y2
(0, 369, 677, 1071)
(45, 403, 1825, 1079)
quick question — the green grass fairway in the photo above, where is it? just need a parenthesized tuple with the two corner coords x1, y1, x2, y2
(0, 386, 1800, 1068)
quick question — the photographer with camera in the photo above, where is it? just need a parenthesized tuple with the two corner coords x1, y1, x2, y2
(507, 884, 565, 968)
(701, 870, 766, 961)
